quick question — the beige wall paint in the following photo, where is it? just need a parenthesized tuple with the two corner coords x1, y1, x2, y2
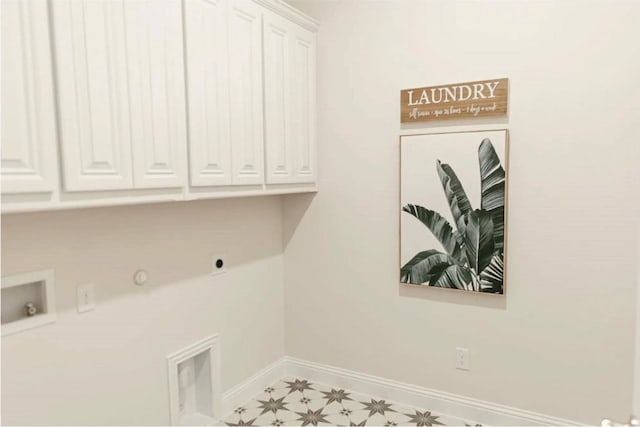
(283, 1, 640, 424)
(1, 197, 285, 425)
(635, 223, 640, 417)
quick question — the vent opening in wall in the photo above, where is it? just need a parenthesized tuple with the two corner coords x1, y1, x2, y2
(167, 335, 221, 426)
(1, 269, 56, 336)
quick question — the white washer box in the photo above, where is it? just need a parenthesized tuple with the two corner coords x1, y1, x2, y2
(167, 335, 221, 426)
(1, 269, 56, 336)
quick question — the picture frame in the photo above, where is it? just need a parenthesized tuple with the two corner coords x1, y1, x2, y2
(399, 129, 509, 295)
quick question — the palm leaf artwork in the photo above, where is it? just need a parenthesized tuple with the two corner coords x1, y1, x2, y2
(401, 138, 506, 293)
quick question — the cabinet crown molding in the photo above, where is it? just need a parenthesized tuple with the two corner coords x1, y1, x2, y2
(252, 0, 319, 31)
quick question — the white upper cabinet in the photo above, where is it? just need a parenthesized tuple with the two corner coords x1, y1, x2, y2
(263, 12, 317, 184)
(2, 0, 317, 212)
(185, 0, 317, 191)
(52, 0, 134, 192)
(1, 0, 59, 194)
(125, 0, 188, 189)
(183, 0, 232, 187)
(263, 11, 294, 184)
(228, 0, 265, 186)
(52, 0, 187, 192)
(290, 24, 317, 183)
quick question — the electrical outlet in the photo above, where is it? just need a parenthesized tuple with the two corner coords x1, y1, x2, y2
(77, 284, 95, 313)
(455, 347, 470, 371)
(211, 254, 227, 276)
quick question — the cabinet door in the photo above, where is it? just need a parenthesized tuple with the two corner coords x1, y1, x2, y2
(290, 24, 317, 183)
(52, 0, 134, 192)
(184, 0, 232, 187)
(228, 0, 264, 185)
(1, 0, 58, 194)
(125, 0, 187, 189)
(263, 12, 294, 184)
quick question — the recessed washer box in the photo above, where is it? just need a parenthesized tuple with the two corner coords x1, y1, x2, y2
(167, 335, 221, 426)
(1, 269, 56, 336)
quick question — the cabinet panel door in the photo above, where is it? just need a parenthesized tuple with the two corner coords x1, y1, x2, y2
(125, 0, 187, 189)
(184, 0, 232, 187)
(228, 0, 264, 185)
(1, 0, 58, 194)
(291, 25, 317, 183)
(52, 0, 134, 192)
(263, 12, 294, 184)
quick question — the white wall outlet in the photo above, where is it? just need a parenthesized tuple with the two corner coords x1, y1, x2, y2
(77, 284, 95, 313)
(456, 347, 470, 371)
(211, 255, 227, 276)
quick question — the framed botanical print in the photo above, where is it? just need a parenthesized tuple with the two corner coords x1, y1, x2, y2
(400, 129, 509, 294)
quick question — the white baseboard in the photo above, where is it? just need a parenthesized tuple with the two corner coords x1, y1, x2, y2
(221, 358, 287, 417)
(221, 356, 583, 426)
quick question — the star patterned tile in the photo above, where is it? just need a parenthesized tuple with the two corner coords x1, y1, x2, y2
(221, 377, 481, 426)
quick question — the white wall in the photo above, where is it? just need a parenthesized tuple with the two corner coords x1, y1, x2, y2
(635, 223, 640, 417)
(1, 197, 285, 425)
(283, 1, 640, 424)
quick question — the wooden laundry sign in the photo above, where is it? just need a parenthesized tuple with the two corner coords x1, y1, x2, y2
(400, 78, 508, 123)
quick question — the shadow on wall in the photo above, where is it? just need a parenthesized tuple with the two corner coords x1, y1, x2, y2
(282, 193, 317, 248)
(0, 196, 284, 314)
(399, 285, 507, 310)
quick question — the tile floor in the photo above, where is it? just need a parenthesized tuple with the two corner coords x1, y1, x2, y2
(222, 377, 481, 426)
